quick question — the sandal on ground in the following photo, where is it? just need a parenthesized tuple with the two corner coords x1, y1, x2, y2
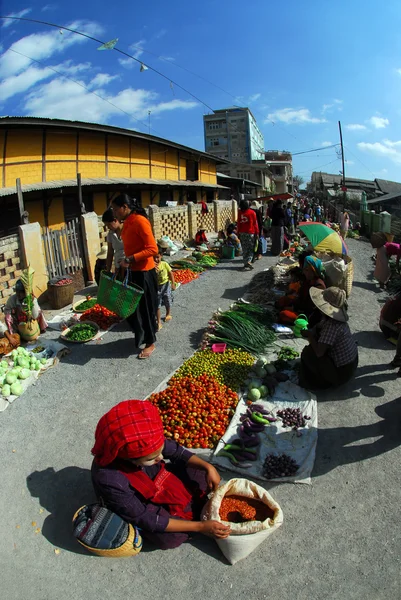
(157, 324, 163, 331)
(165, 315, 172, 322)
(138, 346, 155, 360)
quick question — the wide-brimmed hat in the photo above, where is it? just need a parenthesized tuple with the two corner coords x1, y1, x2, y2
(251, 201, 261, 209)
(97, 246, 108, 260)
(309, 286, 348, 322)
(157, 239, 170, 249)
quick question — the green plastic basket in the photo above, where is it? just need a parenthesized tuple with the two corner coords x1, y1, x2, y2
(97, 271, 144, 319)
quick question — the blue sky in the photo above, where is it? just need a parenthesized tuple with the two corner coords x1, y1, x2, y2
(1, 0, 401, 184)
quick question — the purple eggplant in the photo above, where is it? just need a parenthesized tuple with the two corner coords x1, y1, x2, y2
(231, 450, 258, 461)
(249, 404, 271, 415)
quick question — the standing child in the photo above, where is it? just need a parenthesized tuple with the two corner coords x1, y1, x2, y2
(154, 250, 176, 330)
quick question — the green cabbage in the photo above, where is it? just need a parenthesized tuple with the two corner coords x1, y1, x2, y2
(2, 384, 11, 397)
(17, 357, 30, 369)
(19, 369, 31, 380)
(259, 385, 269, 397)
(5, 373, 17, 385)
(10, 382, 23, 396)
(248, 388, 261, 401)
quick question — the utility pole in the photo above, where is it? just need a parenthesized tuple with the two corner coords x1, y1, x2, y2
(148, 110, 151, 135)
(338, 120, 346, 210)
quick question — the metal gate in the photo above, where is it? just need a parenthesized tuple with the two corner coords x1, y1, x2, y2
(42, 218, 87, 280)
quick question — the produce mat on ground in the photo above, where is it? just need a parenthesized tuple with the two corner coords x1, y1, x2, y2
(0, 340, 70, 412)
(47, 308, 121, 340)
(211, 382, 317, 485)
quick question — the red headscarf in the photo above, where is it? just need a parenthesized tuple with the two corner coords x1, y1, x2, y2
(91, 400, 165, 467)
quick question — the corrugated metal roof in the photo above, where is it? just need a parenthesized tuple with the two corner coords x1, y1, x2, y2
(0, 116, 229, 164)
(216, 172, 262, 186)
(366, 191, 401, 205)
(0, 176, 228, 197)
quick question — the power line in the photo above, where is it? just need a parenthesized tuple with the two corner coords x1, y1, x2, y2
(292, 144, 339, 156)
(8, 48, 162, 135)
(0, 15, 216, 112)
(295, 158, 340, 176)
(344, 144, 377, 179)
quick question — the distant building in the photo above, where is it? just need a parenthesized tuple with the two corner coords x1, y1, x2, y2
(217, 161, 273, 195)
(203, 107, 265, 164)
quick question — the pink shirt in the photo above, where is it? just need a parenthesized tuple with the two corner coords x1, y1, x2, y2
(385, 242, 401, 257)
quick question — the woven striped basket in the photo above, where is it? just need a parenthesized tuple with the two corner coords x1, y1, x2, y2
(315, 251, 354, 298)
(72, 505, 142, 558)
(97, 271, 143, 319)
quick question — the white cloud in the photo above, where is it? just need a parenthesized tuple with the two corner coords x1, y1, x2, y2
(345, 160, 354, 165)
(249, 93, 261, 102)
(41, 4, 57, 11)
(160, 55, 175, 62)
(0, 20, 103, 78)
(266, 108, 326, 125)
(345, 123, 367, 131)
(358, 139, 401, 164)
(89, 73, 118, 88)
(2, 8, 32, 28)
(119, 40, 146, 68)
(154, 29, 167, 39)
(0, 59, 92, 102)
(322, 99, 343, 113)
(367, 116, 389, 129)
(321, 141, 333, 147)
(23, 77, 198, 125)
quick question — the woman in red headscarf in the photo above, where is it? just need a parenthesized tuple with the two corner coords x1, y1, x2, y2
(91, 400, 230, 550)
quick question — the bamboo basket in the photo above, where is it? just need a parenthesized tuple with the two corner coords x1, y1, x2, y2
(72, 505, 142, 557)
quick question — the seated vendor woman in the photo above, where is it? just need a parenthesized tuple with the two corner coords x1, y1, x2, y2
(4, 280, 47, 335)
(279, 255, 326, 325)
(91, 400, 231, 550)
(298, 287, 358, 390)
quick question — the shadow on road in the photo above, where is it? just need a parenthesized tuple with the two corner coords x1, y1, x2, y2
(354, 330, 391, 350)
(313, 396, 401, 477)
(316, 362, 396, 400)
(26, 466, 97, 555)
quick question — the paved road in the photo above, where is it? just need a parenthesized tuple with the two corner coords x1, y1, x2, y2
(1, 240, 400, 600)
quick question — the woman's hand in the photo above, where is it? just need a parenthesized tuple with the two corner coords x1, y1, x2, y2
(121, 259, 131, 269)
(205, 464, 221, 492)
(201, 520, 231, 539)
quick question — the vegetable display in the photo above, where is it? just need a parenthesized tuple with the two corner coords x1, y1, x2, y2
(79, 304, 120, 330)
(197, 255, 218, 268)
(171, 260, 205, 273)
(245, 270, 277, 306)
(173, 349, 254, 391)
(74, 297, 97, 312)
(172, 269, 199, 285)
(149, 374, 239, 448)
(65, 322, 98, 342)
(277, 407, 311, 430)
(263, 453, 299, 478)
(0, 347, 47, 398)
(206, 305, 276, 355)
(277, 346, 300, 361)
(54, 278, 73, 286)
(219, 497, 256, 523)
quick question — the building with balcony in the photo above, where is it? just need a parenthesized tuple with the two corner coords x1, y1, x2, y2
(203, 107, 265, 164)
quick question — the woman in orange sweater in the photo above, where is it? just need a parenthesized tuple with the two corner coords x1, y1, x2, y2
(112, 194, 159, 359)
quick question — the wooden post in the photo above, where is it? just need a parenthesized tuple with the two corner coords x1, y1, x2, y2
(77, 173, 86, 214)
(16, 178, 29, 224)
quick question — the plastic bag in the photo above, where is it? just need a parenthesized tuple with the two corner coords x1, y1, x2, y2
(202, 478, 283, 564)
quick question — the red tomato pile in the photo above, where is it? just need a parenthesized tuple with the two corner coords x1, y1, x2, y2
(54, 278, 73, 286)
(79, 304, 121, 330)
(149, 374, 239, 449)
(173, 269, 199, 285)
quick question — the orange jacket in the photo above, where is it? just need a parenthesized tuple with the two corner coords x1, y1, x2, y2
(121, 213, 158, 271)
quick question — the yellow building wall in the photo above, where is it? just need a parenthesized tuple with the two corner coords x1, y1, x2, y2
(46, 161, 77, 181)
(131, 140, 149, 164)
(25, 200, 45, 226)
(179, 158, 186, 180)
(108, 136, 130, 162)
(6, 130, 42, 163)
(109, 162, 130, 178)
(132, 163, 151, 178)
(166, 167, 178, 181)
(47, 197, 65, 229)
(46, 131, 76, 160)
(78, 162, 106, 178)
(151, 144, 166, 167)
(142, 190, 151, 208)
(93, 192, 107, 215)
(5, 163, 43, 186)
(79, 133, 105, 161)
